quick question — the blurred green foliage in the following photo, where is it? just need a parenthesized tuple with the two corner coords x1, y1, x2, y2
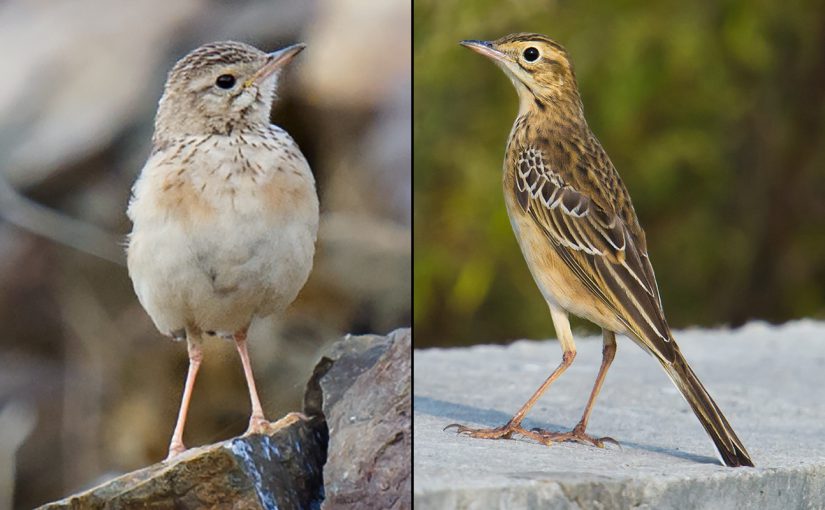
(414, 0, 825, 347)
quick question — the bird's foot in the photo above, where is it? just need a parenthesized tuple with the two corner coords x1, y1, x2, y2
(530, 424, 620, 449)
(243, 412, 310, 436)
(280, 411, 309, 422)
(245, 414, 271, 435)
(166, 440, 187, 460)
(444, 421, 554, 446)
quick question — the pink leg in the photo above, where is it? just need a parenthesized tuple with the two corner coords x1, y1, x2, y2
(167, 338, 203, 460)
(234, 330, 268, 434)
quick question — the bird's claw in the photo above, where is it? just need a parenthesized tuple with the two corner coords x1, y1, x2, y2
(529, 427, 621, 449)
(166, 441, 187, 461)
(443, 422, 512, 438)
(245, 415, 271, 435)
(444, 422, 553, 445)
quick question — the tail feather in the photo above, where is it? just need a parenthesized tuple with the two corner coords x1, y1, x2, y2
(663, 352, 754, 467)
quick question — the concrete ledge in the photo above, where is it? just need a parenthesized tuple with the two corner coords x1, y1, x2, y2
(414, 321, 825, 509)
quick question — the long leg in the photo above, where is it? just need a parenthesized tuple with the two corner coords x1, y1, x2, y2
(444, 305, 577, 444)
(234, 329, 268, 434)
(167, 336, 203, 459)
(574, 329, 616, 433)
(531, 329, 619, 447)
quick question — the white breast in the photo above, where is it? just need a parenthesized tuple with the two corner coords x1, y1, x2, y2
(126, 128, 319, 337)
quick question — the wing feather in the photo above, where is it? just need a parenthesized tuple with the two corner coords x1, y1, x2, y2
(515, 146, 673, 360)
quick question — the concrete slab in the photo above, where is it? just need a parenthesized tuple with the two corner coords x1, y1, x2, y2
(414, 320, 825, 509)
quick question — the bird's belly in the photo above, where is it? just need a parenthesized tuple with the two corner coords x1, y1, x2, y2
(127, 211, 315, 337)
(505, 201, 627, 334)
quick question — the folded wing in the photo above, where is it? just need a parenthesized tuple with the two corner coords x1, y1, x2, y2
(515, 146, 675, 363)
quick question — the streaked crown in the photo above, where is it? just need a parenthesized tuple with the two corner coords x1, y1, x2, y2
(154, 41, 304, 140)
(167, 41, 266, 84)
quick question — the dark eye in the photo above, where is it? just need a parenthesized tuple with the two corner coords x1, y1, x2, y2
(523, 47, 540, 62)
(215, 74, 236, 89)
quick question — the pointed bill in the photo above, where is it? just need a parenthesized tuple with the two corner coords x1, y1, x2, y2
(460, 40, 507, 64)
(246, 43, 306, 88)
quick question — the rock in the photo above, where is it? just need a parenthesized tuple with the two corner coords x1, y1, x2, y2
(414, 320, 825, 509)
(37, 414, 326, 510)
(36, 328, 411, 509)
(304, 328, 412, 509)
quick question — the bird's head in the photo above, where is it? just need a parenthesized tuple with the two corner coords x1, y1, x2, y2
(155, 41, 305, 138)
(461, 33, 581, 117)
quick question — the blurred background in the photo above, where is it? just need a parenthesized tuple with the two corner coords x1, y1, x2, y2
(0, 0, 410, 507)
(414, 0, 825, 347)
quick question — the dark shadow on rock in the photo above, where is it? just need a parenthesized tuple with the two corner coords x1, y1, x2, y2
(413, 395, 567, 432)
(415, 395, 719, 466)
(599, 439, 720, 466)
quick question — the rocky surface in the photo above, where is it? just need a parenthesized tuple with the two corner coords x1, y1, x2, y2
(306, 328, 412, 509)
(414, 320, 825, 510)
(38, 413, 326, 510)
(37, 328, 411, 509)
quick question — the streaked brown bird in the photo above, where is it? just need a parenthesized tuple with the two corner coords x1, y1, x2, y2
(448, 33, 753, 467)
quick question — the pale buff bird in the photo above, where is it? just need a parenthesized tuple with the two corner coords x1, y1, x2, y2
(126, 41, 318, 459)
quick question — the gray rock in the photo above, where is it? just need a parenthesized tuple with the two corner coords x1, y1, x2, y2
(305, 328, 412, 509)
(37, 413, 325, 510)
(36, 328, 412, 509)
(414, 320, 825, 510)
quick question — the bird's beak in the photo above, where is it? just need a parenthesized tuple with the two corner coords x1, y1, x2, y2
(245, 43, 306, 88)
(460, 40, 508, 64)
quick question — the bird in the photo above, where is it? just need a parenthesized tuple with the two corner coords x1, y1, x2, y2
(447, 33, 754, 467)
(126, 41, 319, 460)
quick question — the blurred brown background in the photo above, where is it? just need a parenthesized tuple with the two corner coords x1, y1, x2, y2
(414, 0, 825, 347)
(0, 0, 410, 508)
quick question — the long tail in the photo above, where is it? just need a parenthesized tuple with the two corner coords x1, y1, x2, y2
(663, 351, 754, 467)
